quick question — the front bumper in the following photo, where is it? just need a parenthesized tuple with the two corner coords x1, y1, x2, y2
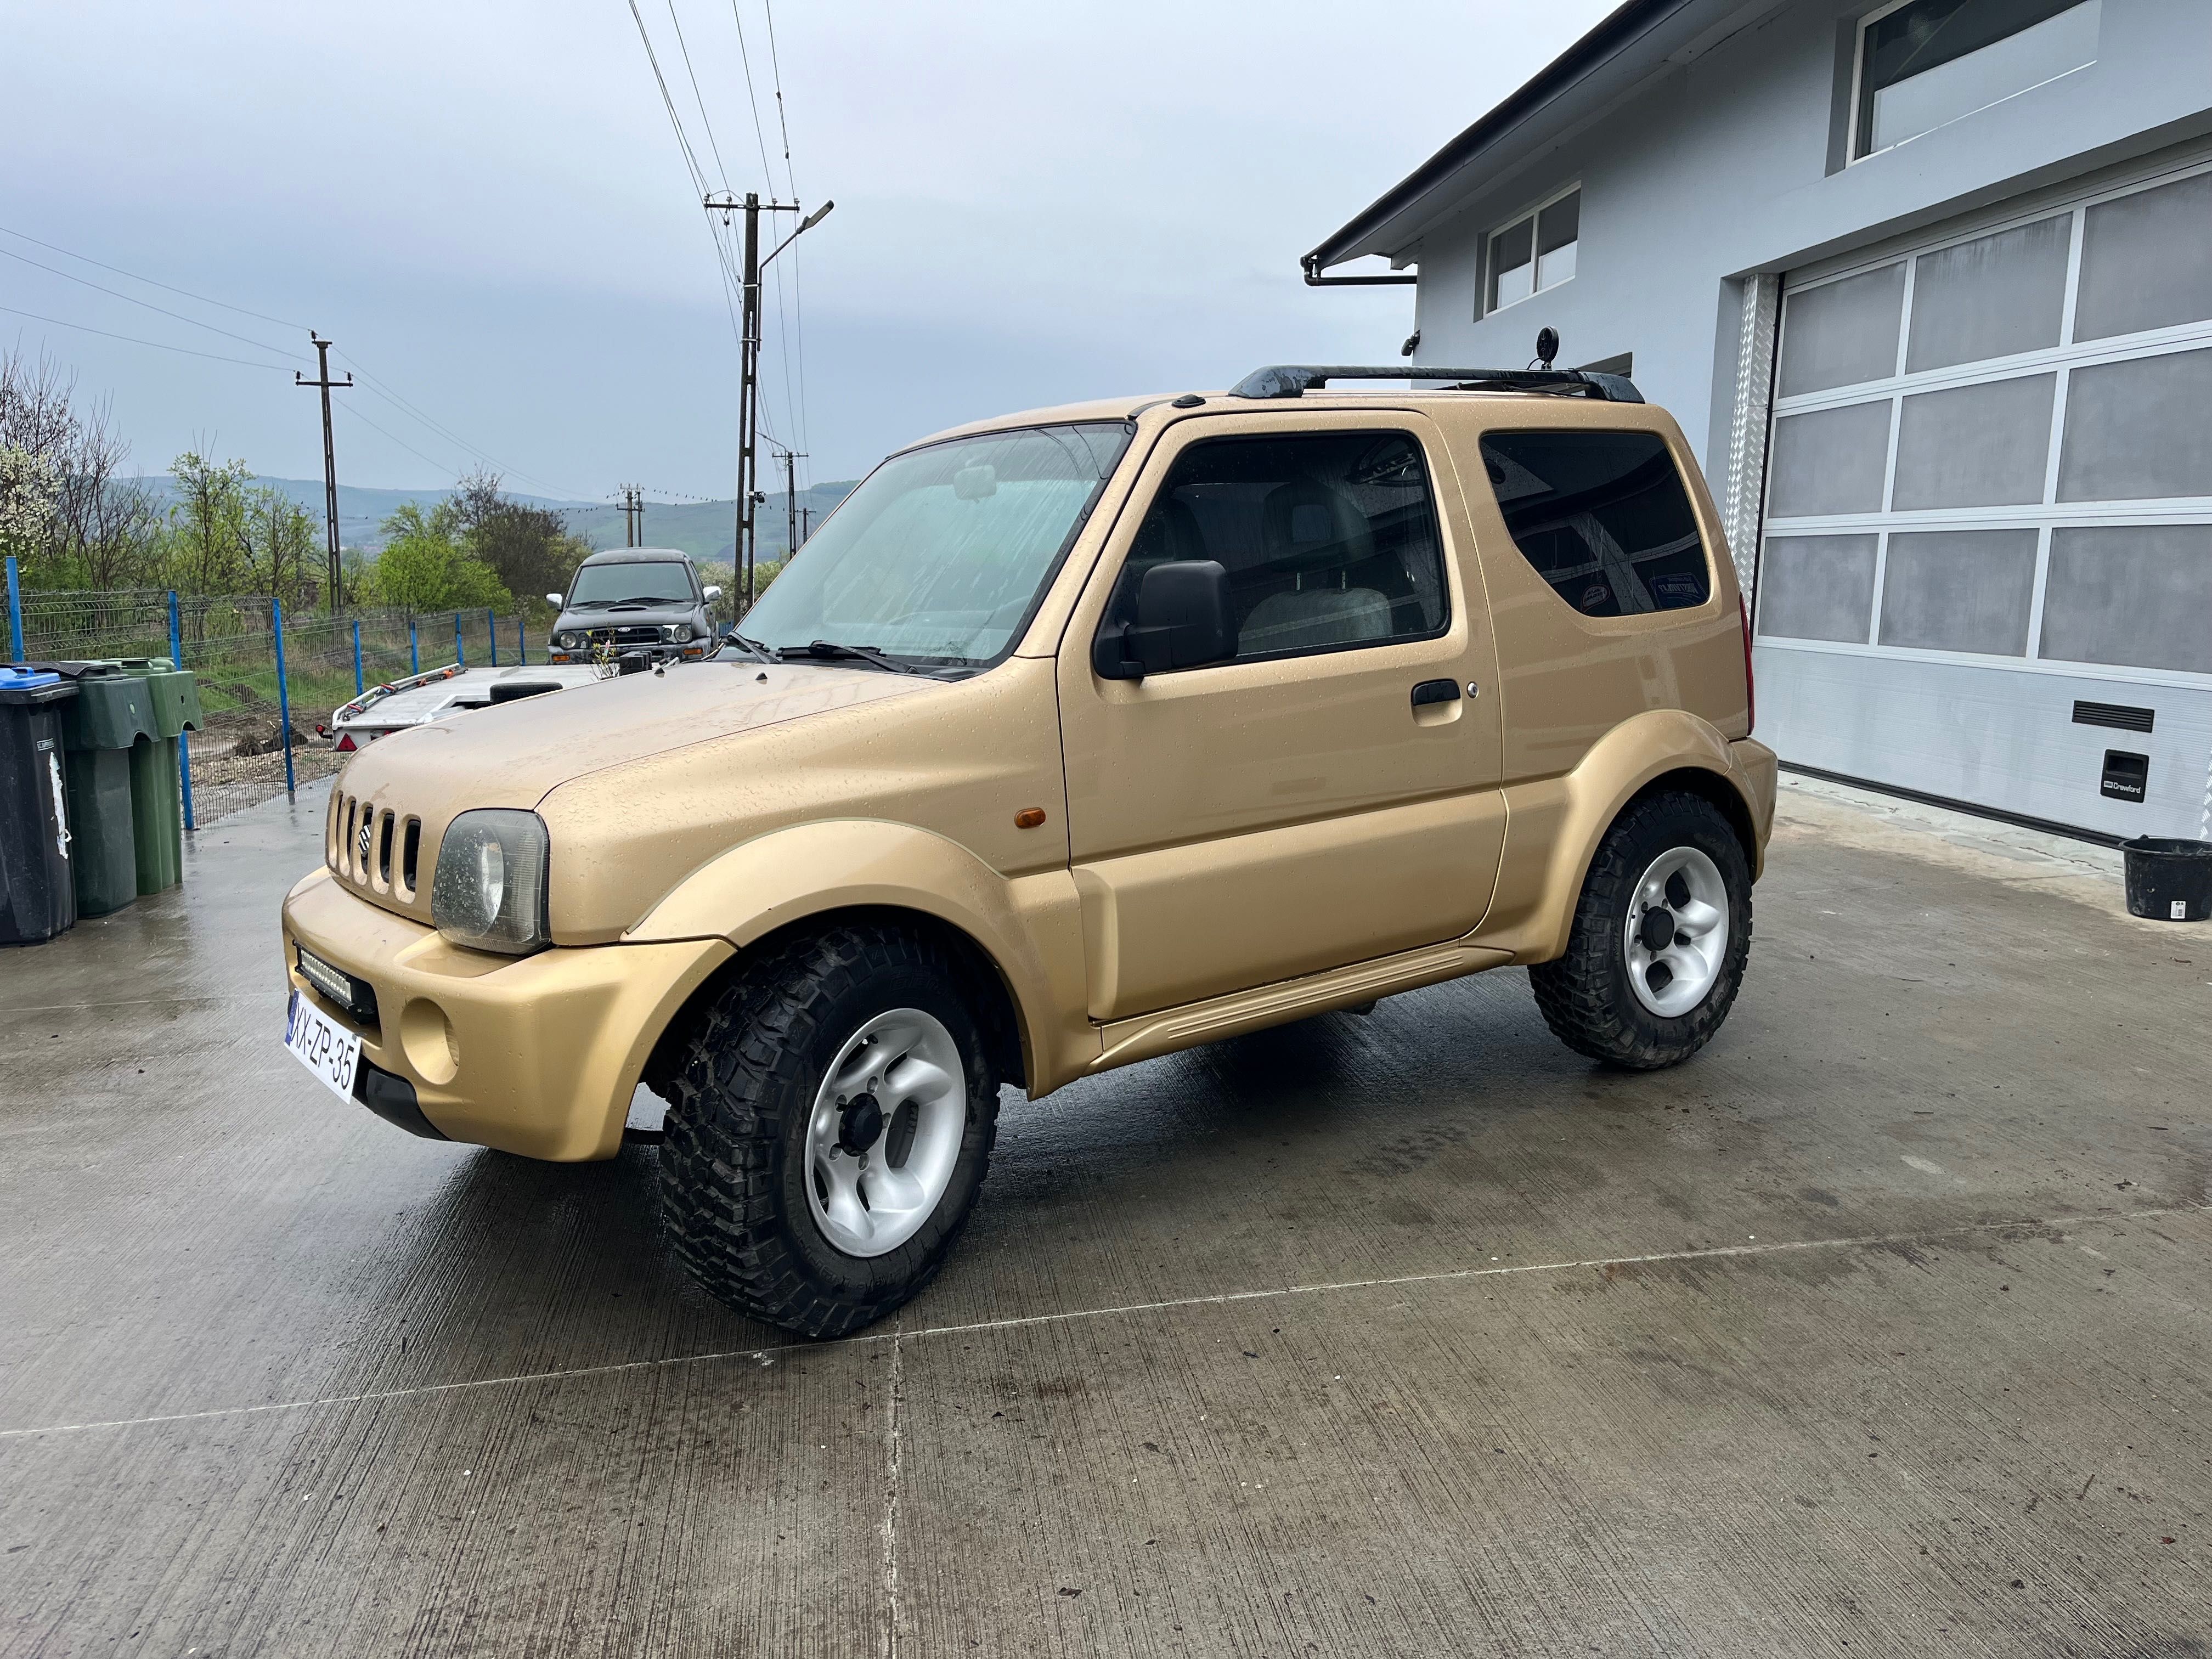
(281, 869, 732, 1160)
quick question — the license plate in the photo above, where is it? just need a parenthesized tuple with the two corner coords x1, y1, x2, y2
(285, 988, 363, 1102)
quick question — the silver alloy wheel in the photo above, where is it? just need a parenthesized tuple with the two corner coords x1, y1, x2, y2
(1623, 846, 1730, 1018)
(803, 1008, 967, 1259)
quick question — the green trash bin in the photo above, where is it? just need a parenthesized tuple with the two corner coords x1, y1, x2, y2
(114, 658, 202, 896)
(27, 661, 149, 919)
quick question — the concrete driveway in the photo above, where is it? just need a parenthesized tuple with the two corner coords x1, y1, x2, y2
(2, 776, 2207, 1657)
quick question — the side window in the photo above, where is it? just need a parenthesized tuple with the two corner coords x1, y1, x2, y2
(1478, 430, 1711, 618)
(1108, 431, 1449, 663)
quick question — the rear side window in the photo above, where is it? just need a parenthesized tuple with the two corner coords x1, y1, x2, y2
(1479, 430, 1711, 617)
(1110, 430, 1449, 662)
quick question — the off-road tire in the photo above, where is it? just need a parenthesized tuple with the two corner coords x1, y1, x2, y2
(1529, 791, 1752, 1070)
(657, 922, 1001, 1338)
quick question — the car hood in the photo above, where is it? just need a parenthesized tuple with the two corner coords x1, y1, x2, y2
(324, 664, 944, 929)
(340, 661, 934, 810)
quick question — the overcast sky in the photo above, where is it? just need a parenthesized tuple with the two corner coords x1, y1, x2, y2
(3, 0, 1613, 501)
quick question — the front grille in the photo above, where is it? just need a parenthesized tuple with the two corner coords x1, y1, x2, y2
(584, 625, 666, 648)
(329, 791, 422, 899)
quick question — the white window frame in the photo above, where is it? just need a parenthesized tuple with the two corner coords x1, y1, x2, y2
(1757, 155, 2212, 692)
(1481, 182, 1580, 318)
(1848, 0, 2100, 165)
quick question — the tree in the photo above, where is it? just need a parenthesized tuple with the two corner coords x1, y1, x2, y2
(1, 348, 164, 589)
(235, 484, 318, 602)
(55, 402, 163, 591)
(0, 443, 61, 562)
(369, 501, 511, 613)
(443, 469, 590, 608)
(167, 450, 254, 595)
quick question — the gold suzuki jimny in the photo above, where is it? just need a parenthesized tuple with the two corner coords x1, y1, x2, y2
(282, 362, 1775, 1337)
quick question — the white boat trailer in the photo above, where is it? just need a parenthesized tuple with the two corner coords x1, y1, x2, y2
(329, 662, 606, 749)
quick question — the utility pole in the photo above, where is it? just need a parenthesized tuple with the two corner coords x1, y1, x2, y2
(295, 333, 353, 610)
(772, 445, 807, 566)
(617, 485, 644, 548)
(704, 193, 833, 611)
(798, 504, 811, 549)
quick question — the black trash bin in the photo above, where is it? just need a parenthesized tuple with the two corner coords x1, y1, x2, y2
(0, 667, 81, 946)
(2122, 837, 2212, 923)
(25, 660, 144, 918)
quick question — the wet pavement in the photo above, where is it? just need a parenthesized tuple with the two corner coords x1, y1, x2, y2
(2, 775, 2208, 1657)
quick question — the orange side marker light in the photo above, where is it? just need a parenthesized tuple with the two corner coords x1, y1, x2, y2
(1014, 807, 1047, 830)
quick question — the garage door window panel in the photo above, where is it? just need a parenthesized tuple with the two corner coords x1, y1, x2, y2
(1891, 374, 2055, 509)
(1109, 432, 1448, 664)
(1778, 266, 1905, 397)
(1905, 216, 2069, 371)
(2076, 172, 2212, 342)
(2041, 526, 2212, 675)
(1768, 401, 1894, 518)
(1878, 528, 2039, 655)
(2058, 347, 2212, 503)
(1757, 535, 1878, 644)
(1480, 431, 1710, 618)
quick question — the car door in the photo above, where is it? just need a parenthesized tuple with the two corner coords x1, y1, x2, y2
(1055, 408, 1508, 1022)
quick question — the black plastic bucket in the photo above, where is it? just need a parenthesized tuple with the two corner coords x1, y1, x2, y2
(2121, 837, 2212, 922)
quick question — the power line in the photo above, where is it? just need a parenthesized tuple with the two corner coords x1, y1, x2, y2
(0, 222, 308, 331)
(625, 0, 754, 358)
(727, 0, 800, 472)
(333, 398, 470, 479)
(765, 0, 796, 189)
(0, 244, 311, 362)
(627, 0, 713, 198)
(334, 351, 571, 499)
(0, 303, 296, 371)
(727, 1, 779, 184)
(0, 220, 577, 502)
(664, 0, 731, 189)
(763, 0, 810, 486)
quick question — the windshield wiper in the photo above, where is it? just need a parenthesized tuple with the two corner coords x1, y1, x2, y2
(724, 631, 782, 663)
(802, 640, 924, 675)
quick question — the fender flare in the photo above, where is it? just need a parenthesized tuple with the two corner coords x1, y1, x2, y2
(1478, 709, 1765, 964)
(622, 818, 1096, 1093)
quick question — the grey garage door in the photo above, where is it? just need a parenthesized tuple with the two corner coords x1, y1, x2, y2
(1753, 162, 2212, 840)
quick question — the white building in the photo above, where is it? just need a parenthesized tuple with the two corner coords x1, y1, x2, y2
(1307, 0, 2212, 841)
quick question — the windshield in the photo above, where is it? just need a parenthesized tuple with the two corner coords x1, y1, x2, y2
(566, 561, 696, 607)
(741, 421, 1131, 665)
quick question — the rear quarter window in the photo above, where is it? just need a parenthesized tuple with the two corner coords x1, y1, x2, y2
(1479, 430, 1711, 617)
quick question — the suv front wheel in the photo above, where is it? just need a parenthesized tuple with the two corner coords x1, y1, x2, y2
(1530, 791, 1752, 1070)
(657, 922, 1002, 1338)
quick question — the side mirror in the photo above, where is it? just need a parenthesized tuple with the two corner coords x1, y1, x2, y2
(1092, 560, 1235, 681)
(544, 593, 564, 607)
(702, 585, 723, 601)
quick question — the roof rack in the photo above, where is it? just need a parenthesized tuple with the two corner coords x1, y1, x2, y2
(1227, 364, 1643, 403)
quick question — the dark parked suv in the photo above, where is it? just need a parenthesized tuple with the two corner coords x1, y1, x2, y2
(546, 547, 722, 665)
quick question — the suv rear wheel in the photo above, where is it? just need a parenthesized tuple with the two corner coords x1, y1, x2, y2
(657, 922, 1002, 1338)
(1530, 791, 1752, 1069)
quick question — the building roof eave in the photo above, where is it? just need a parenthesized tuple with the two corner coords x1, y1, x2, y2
(1305, 0, 1709, 273)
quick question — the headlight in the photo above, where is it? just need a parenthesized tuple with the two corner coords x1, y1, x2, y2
(431, 809, 550, 954)
(555, 631, 583, 650)
(661, 623, 693, 644)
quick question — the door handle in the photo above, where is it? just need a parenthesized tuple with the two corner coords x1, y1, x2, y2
(1409, 679, 1460, 709)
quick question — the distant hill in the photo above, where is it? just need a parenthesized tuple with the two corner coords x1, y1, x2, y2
(122, 475, 855, 561)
